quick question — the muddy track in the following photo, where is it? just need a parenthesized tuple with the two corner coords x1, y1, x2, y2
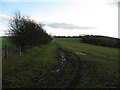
(67, 54, 82, 88)
(32, 48, 81, 88)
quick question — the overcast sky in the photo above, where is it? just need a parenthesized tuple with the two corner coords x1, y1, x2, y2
(0, 0, 119, 38)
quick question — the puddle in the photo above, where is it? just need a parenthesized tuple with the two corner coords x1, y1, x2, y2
(38, 49, 67, 84)
(51, 50, 67, 73)
(56, 69, 60, 73)
(74, 52, 86, 56)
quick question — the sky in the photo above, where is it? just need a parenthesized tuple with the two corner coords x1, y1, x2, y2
(0, 0, 119, 38)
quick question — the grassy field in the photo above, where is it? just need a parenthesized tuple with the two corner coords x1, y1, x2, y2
(55, 38, 118, 88)
(0, 38, 2, 89)
(0, 38, 2, 49)
(0, 37, 14, 49)
(2, 37, 119, 88)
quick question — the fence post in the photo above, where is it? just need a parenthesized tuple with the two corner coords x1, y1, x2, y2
(4, 45, 7, 58)
(19, 46, 21, 60)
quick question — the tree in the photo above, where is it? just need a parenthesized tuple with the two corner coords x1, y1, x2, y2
(82, 35, 120, 48)
(8, 12, 52, 50)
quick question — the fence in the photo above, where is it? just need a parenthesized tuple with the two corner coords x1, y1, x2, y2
(2, 45, 22, 59)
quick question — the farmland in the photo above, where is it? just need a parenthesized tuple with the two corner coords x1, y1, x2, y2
(2, 37, 119, 88)
(55, 38, 118, 88)
(1, 37, 14, 49)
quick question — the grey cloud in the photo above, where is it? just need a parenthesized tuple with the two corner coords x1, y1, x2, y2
(47, 22, 95, 30)
(107, 0, 119, 6)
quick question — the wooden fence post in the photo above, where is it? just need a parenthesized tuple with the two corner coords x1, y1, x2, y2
(19, 46, 22, 60)
(4, 45, 7, 58)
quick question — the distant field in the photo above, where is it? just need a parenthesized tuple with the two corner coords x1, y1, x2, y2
(2, 37, 119, 88)
(55, 38, 118, 59)
(0, 37, 14, 49)
(55, 38, 82, 43)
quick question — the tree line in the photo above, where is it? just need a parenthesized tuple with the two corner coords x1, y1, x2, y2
(82, 35, 120, 48)
(54, 36, 81, 38)
(8, 12, 52, 51)
(54, 35, 120, 48)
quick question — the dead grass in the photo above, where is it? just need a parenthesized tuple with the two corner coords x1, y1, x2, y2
(74, 52, 86, 56)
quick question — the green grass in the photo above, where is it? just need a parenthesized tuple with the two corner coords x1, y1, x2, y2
(55, 38, 118, 88)
(0, 37, 14, 49)
(55, 38, 82, 43)
(55, 38, 118, 60)
(0, 38, 2, 49)
(3, 42, 59, 88)
(3, 37, 119, 88)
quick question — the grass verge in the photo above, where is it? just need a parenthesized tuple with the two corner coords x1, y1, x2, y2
(3, 42, 59, 88)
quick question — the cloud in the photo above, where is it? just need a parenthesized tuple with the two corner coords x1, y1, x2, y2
(107, 0, 119, 6)
(0, 14, 11, 21)
(1, 0, 70, 2)
(46, 22, 95, 30)
(0, 14, 10, 36)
